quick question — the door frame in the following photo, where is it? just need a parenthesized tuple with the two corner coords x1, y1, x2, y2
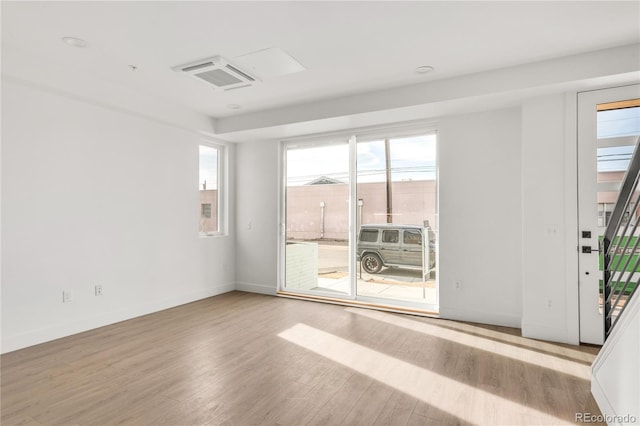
(279, 136, 356, 301)
(577, 84, 640, 344)
(277, 124, 439, 311)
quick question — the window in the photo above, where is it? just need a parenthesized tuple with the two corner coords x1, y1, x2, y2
(199, 143, 222, 236)
(597, 104, 640, 139)
(201, 203, 212, 219)
(281, 130, 438, 310)
(360, 229, 379, 242)
(403, 229, 422, 245)
(382, 230, 399, 243)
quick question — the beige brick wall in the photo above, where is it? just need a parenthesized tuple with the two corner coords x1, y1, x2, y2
(285, 242, 319, 289)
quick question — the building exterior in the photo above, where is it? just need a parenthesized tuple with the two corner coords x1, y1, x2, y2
(199, 189, 218, 234)
(286, 180, 437, 240)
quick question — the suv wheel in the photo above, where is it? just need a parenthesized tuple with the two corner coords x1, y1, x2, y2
(362, 253, 383, 274)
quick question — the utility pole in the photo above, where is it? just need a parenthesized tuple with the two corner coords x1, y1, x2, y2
(385, 138, 393, 223)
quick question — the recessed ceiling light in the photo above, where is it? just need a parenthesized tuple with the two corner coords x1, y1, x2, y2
(227, 104, 242, 110)
(62, 37, 88, 48)
(415, 65, 434, 74)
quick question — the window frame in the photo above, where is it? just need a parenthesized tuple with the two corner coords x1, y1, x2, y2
(199, 140, 226, 237)
(277, 123, 439, 312)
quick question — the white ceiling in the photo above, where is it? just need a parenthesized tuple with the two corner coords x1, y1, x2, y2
(2, 1, 639, 137)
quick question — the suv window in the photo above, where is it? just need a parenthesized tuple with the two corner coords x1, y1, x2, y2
(403, 229, 422, 245)
(360, 229, 378, 242)
(382, 230, 399, 243)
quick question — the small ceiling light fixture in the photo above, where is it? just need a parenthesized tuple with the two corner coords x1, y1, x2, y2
(227, 104, 242, 110)
(129, 65, 138, 71)
(62, 37, 88, 48)
(415, 65, 434, 74)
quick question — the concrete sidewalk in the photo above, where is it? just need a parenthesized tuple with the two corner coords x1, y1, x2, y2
(316, 274, 437, 304)
(310, 242, 438, 304)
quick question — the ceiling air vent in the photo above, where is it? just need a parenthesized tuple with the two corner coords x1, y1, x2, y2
(173, 56, 259, 90)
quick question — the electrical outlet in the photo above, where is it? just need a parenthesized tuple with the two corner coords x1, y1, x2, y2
(547, 299, 553, 308)
(95, 284, 103, 296)
(63, 290, 72, 303)
(455, 280, 462, 290)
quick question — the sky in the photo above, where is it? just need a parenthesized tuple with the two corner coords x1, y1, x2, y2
(597, 107, 640, 139)
(597, 106, 640, 172)
(286, 134, 437, 186)
(199, 145, 218, 189)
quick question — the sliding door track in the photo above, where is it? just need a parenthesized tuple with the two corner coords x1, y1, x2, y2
(277, 291, 439, 317)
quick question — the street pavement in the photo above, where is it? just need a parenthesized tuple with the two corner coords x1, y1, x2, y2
(315, 242, 437, 304)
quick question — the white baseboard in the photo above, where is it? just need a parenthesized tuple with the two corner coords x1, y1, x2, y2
(439, 306, 520, 329)
(521, 322, 576, 345)
(235, 281, 277, 296)
(1, 283, 235, 354)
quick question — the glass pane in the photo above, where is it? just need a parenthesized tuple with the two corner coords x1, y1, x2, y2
(597, 145, 633, 174)
(360, 229, 378, 242)
(596, 105, 640, 314)
(285, 143, 350, 295)
(199, 145, 218, 235)
(597, 106, 640, 139)
(356, 134, 437, 305)
(404, 230, 422, 245)
(382, 230, 399, 243)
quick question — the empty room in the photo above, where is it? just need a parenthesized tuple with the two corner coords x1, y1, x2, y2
(1, 1, 639, 425)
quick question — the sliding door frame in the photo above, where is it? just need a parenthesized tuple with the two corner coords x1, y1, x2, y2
(277, 121, 439, 310)
(279, 135, 357, 300)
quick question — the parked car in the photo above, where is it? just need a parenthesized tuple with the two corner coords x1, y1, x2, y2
(357, 224, 435, 274)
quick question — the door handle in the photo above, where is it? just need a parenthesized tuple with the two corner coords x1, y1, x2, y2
(581, 246, 601, 254)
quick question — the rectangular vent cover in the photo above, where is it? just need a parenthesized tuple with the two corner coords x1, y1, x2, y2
(173, 56, 258, 90)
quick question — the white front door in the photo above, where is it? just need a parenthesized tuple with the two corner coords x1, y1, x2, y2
(577, 84, 640, 344)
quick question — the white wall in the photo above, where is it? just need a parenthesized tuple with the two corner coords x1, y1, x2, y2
(234, 140, 279, 295)
(521, 93, 580, 344)
(234, 108, 525, 328)
(1, 80, 235, 353)
(591, 291, 640, 425)
(438, 108, 523, 327)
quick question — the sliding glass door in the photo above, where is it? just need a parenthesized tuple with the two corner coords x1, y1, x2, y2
(283, 141, 352, 297)
(281, 131, 438, 310)
(356, 134, 437, 306)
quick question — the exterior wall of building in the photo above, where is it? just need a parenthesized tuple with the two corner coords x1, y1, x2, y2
(598, 171, 625, 204)
(199, 189, 218, 233)
(285, 170, 622, 242)
(286, 180, 437, 240)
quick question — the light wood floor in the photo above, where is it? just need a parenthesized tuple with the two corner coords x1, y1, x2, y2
(1, 291, 603, 425)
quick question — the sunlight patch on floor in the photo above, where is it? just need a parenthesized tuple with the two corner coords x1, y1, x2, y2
(345, 308, 591, 380)
(430, 317, 594, 362)
(278, 323, 572, 425)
